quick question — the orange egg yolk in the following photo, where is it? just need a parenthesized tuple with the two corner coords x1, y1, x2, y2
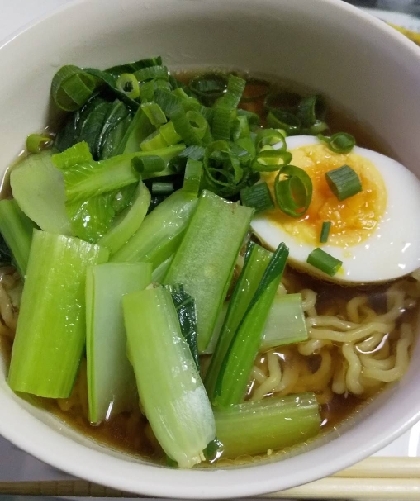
(265, 144, 387, 247)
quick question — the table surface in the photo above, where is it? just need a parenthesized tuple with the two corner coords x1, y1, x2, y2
(1, 1, 420, 498)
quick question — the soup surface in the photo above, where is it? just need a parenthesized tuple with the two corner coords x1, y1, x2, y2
(0, 65, 418, 467)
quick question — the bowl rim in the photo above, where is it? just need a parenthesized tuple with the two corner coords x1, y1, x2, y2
(1, 0, 420, 498)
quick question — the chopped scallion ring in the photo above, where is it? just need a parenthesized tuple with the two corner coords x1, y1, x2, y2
(256, 128, 287, 151)
(252, 150, 292, 172)
(240, 182, 274, 213)
(152, 182, 174, 195)
(116, 74, 140, 99)
(26, 134, 53, 154)
(319, 132, 355, 154)
(319, 221, 331, 244)
(189, 73, 228, 106)
(325, 164, 362, 201)
(50, 64, 98, 112)
(274, 164, 312, 217)
(306, 248, 343, 277)
(266, 110, 300, 135)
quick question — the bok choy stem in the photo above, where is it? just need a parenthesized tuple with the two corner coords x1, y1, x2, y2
(214, 393, 320, 457)
(123, 285, 216, 468)
(8, 230, 108, 398)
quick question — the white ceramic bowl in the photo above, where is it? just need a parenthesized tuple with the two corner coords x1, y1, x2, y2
(1, 0, 420, 498)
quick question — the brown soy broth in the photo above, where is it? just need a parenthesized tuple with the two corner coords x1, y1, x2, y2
(0, 69, 412, 465)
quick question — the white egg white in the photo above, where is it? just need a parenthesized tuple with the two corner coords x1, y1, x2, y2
(251, 135, 420, 284)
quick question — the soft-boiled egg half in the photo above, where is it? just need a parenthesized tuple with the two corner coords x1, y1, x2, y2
(251, 135, 420, 284)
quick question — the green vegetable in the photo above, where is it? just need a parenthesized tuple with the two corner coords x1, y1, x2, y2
(151, 182, 174, 195)
(205, 242, 272, 400)
(319, 221, 331, 244)
(116, 105, 155, 154)
(214, 243, 289, 407)
(319, 132, 355, 154)
(10, 151, 72, 235)
(240, 182, 274, 213)
(52, 145, 139, 203)
(25, 134, 53, 154)
(98, 182, 150, 255)
(260, 293, 308, 351)
(306, 247, 343, 277)
(116, 74, 140, 99)
(325, 164, 362, 201)
(214, 393, 320, 457)
(51, 64, 98, 112)
(123, 285, 216, 468)
(167, 284, 199, 370)
(111, 189, 197, 268)
(0, 200, 35, 277)
(8, 230, 108, 397)
(274, 164, 313, 217)
(188, 73, 228, 106)
(86, 262, 152, 424)
(52, 142, 140, 243)
(164, 190, 253, 352)
(183, 158, 203, 194)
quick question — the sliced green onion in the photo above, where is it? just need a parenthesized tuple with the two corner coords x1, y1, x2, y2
(231, 115, 250, 141)
(172, 110, 209, 145)
(105, 56, 163, 76)
(320, 132, 355, 154)
(240, 182, 274, 213)
(274, 164, 312, 217)
(297, 95, 326, 127)
(252, 150, 292, 172)
(203, 140, 253, 198)
(183, 158, 203, 194)
(159, 121, 182, 145)
(116, 74, 140, 99)
(132, 145, 185, 179)
(140, 102, 167, 127)
(309, 120, 328, 135)
(132, 154, 165, 175)
(134, 65, 169, 82)
(306, 247, 343, 277)
(51, 64, 98, 112)
(325, 164, 362, 201)
(256, 128, 287, 151)
(216, 74, 246, 110)
(211, 105, 232, 141)
(266, 110, 300, 135)
(140, 130, 169, 151)
(152, 182, 174, 195)
(26, 134, 53, 154)
(319, 221, 331, 244)
(189, 73, 228, 106)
